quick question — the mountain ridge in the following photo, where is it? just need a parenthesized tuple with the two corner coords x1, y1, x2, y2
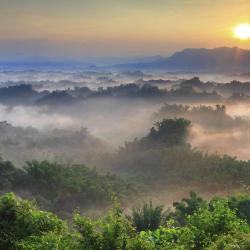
(113, 46, 250, 72)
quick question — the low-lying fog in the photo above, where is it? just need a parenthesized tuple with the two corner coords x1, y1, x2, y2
(1, 69, 250, 165)
(1, 69, 250, 90)
(0, 99, 159, 144)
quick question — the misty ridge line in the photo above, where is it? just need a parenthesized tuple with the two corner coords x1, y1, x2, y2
(1, 70, 250, 225)
(2, 113, 250, 219)
(2, 76, 250, 108)
(1, 71, 250, 177)
(0, 73, 250, 164)
(1, 101, 250, 167)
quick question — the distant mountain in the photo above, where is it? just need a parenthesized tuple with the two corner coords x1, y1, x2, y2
(113, 47, 250, 72)
(0, 55, 164, 70)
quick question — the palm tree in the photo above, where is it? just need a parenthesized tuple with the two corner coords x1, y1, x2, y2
(172, 191, 205, 226)
(130, 201, 168, 232)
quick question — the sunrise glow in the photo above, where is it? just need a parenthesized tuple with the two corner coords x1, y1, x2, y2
(234, 23, 250, 40)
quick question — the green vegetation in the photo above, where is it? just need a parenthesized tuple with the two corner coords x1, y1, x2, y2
(143, 118, 191, 147)
(0, 159, 135, 214)
(2, 118, 250, 215)
(1, 192, 250, 250)
(169, 191, 206, 226)
(130, 202, 168, 232)
(0, 193, 67, 250)
(2, 118, 250, 249)
(113, 118, 250, 190)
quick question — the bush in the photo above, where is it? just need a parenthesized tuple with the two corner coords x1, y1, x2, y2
(187, 199, 250, 249)
(208, 233, 250, 250)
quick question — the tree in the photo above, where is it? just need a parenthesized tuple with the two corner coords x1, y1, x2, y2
(170, 192, 205, 226)
(228, 195, 250, 224)
(144, 118, 191, 147)
(130, 202, 168, 232)
(0, 193, 66, 250)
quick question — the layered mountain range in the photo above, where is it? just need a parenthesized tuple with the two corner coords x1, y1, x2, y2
(114, 47, 250, 72)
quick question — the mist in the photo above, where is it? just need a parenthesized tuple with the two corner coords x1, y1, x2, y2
(1, 71, 250, 165)
(1, 69, 250, 217)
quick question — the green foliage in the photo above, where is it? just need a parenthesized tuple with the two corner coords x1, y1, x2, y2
(0, 160, 135, 213)
(131, 202, 168, 232)
(115, 140, 250, 188)
(111, 118, 250, 190)
(0, 193, 66, 250)
(74, 197, 135, 250)
(2, 118, 250, 217)
(74, 215, 102, 250)
(0, 159, 24, 189)
(129, 199, 250, 250)
(1, 193, 250, 249)
(132, 226, 196, 249)
(228, 195, 250, 222)
(170, 192, 206, 226)
(143, 118, 191, 147)
(17, 232, 75, 250)
(24, 160, 112, 203)
(207, 233, 250, 250)
(187, 199, 250, 249)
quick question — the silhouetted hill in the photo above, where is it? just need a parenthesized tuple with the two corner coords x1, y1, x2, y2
(36, 91, 77, 106)
(0, 85, 42, 105)
(114, 47, 250, 72)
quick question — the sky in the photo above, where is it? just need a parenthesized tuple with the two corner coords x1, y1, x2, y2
(0, 0, 250, 60)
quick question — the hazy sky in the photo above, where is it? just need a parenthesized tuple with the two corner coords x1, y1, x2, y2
(0, 0, 250, 59)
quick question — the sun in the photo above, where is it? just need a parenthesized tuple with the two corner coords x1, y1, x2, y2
(234, 23, 250, 40)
